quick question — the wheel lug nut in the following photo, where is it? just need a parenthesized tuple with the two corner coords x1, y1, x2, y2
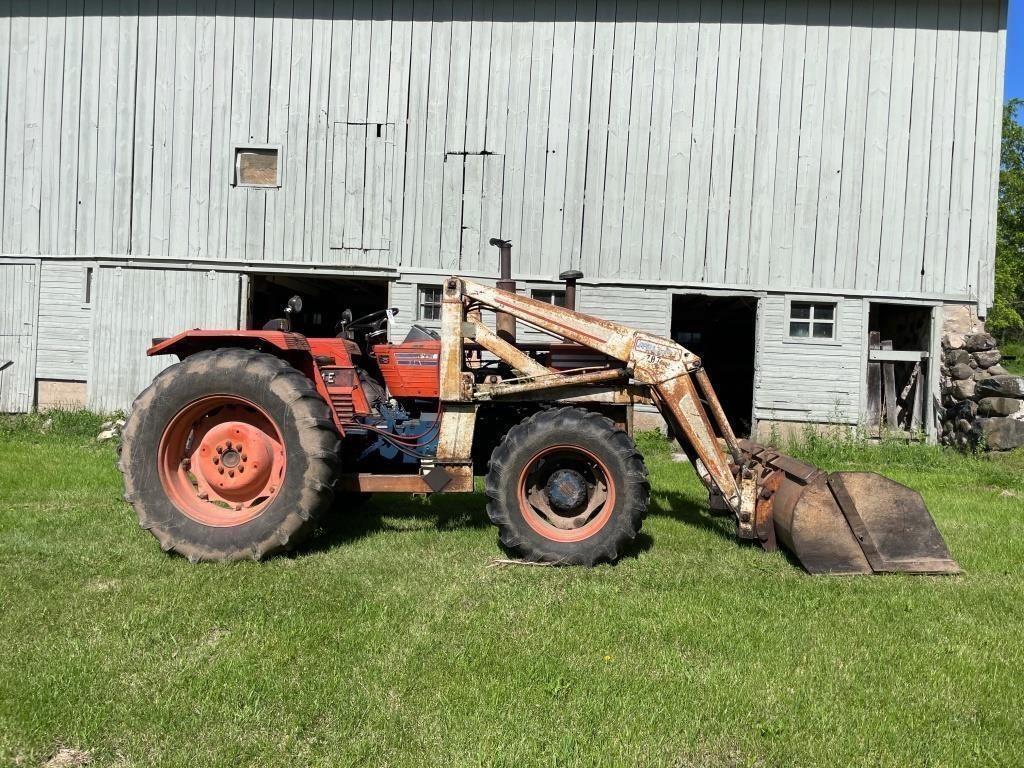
(241, 454, 247, 462)
(216, 445, 224, 454)
(218, 467, 225, 474)
(228, 470, 235, 478)
(238, 466, 244, 474)
(213, 457, 219, 465)
(225, 441, 232, 450)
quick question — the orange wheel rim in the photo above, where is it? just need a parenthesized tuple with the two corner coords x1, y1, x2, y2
(157, 395, 286, 527)
(516, 444, 616, 543)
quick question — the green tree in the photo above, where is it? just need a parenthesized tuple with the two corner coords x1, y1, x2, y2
(990, 99, 1024, 340)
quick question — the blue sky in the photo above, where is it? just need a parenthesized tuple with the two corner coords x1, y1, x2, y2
(1008, 0, 1023, 101)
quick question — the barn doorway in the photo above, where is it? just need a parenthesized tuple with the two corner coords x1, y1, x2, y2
(671, 294, 758, 437)
(865, 303, 935, 437)
(247, 274, 389, 337)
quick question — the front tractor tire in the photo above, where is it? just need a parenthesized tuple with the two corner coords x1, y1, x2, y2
(120, 349, 340, 562)
(485, 407, 650, 565)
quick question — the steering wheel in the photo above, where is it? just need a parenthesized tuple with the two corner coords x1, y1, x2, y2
(348, 308, 395, 332)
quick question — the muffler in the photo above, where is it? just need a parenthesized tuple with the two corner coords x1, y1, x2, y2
(738, 440, 959, 575)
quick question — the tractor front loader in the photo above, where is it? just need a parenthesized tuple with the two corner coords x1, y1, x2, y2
(120, 243, 958, 574)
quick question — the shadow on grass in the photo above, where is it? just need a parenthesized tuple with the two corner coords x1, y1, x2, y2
(299, 489, 658, 561)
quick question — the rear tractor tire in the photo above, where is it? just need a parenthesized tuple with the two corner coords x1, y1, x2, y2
(120, 349, 340, 562)
(485, 407, 649, 565)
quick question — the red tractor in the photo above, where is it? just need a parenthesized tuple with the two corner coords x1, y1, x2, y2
(120, 242, 957, 574)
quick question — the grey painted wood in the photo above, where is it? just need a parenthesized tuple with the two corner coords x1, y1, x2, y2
(0, 260, 40, 413)
(0, 0, 1008, 310)
(36, 262, 91, 381)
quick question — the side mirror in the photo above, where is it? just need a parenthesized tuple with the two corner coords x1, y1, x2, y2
(286, 295, 303, 314)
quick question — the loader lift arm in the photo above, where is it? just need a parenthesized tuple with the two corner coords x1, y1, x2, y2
(439, 277, 959, 575)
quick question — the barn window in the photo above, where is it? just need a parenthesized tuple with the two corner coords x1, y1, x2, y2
(531, 289, 565, 307)
(233, 145, 281, 188)
(418, 285, 443, 321)
(789, 301, 836, 339)
(82, 267, 94, 306)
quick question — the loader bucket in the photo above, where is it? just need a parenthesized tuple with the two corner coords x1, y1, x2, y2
(738, 441, 959, 575)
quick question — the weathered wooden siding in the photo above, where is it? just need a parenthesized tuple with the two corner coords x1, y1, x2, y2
(0, 0, 1006, 305)
(0, 260, 39, 412)
(87, 267, 242, 411)
(36, 262, 92, 381)
(753, 295, 864, 423)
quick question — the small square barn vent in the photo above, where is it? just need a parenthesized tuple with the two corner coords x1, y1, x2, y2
(234, 145, 281, 187)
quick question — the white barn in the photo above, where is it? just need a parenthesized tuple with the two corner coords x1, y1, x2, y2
(0, 0, 1007, 440)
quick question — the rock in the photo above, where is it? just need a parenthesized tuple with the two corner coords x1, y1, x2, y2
(978, 397, 1024, 417)
(977, 417, 1024, 451)
(96, 429, 118, 442)
(956, 418, 973, 434)
(950, 363, 975, 380)
(976, 375, 1024, 399)
(953, 399, 979, 419)
(973, 368, 992, 382)
(987, 364, 1011, 377)
(973, 350, 1002, 368)
(950, 379, 976, 400)
(963, 332, 997, 352)
(945, 349, 972, 367)
(943, 332, 965, 350)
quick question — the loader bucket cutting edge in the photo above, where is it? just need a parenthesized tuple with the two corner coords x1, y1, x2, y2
(738, 441, 959, 575)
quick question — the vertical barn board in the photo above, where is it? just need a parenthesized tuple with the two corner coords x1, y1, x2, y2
(245, 6, 273, 261)
(88, 267, 241, 411)
(660, 5, 700, 278)
(188, 10, 217, 258)
(979, 0, 1008, 308)
(498, 0, 534, 266)
(399, 0, 433, 268)
(358, 0, 393, 264)
(476, 0, 511, 267)
(0, 6, 9, 250)
(853, 0, 895, 290)
(560, 0, 596, 270)
(519, 0, 555, 273)
(75, 10, 102, 255)
(39, 8, 67, 254)
(284, 5, 314, 260)
(0, 261, 40, 413)
(341, 123, 365, 247)
(789, 0, 828, 288)
(834, 0, 873, 288)
(416, 0, 453, 269)
(93, 11, 120, 255)
(618, 0, 658, 277)
(131, 2, 158, 256)
(111, 4, 139, 256)
(226, 5, 256, 260)
(149, 12, 178, 256)
(207, 1, 237, 259)
(921, 0, 960, 293)
(168, 7, 197, 259)
(766, 0, 806, 286)
(36, 262, 92, 380)
(876, 0, 917, 292)
(440, 0, 473, 270)
(540, 2, 574, 271)
(459, 0, 494, 268)
(3, 10, 28, 254)
(597, 1, 637, 277)
(703, 0, 742, 284)
(262, 4, 291, 261)
(681, 0, 720, 282)
(579, 0, 615, 277)
(722, 0, 764, 286)
(944, 0, 982, 297)
(302, 0, 337, 262)
(899, 0, 938, 293)
(19, 14, 47, 255)
(348, 3, 371, 124)
(383, 0, 414, 264)
(970, 0, 1003, 307)
(812, 0, 852, 289)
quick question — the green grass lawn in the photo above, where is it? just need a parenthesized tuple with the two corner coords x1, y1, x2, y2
(2, 413, 1023, 767)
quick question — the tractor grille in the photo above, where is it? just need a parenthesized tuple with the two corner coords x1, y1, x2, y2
(330, 394, 355, 422)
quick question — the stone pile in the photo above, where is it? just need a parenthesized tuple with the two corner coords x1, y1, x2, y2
(939, 332, 1024, 451)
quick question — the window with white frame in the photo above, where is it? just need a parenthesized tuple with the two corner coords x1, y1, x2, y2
(789, 301, 836, 339)
(531, 289, 565, 307)
(418, 285, 443, 321)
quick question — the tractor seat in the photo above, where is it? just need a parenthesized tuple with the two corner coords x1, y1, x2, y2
(403, 324, 442, 342)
